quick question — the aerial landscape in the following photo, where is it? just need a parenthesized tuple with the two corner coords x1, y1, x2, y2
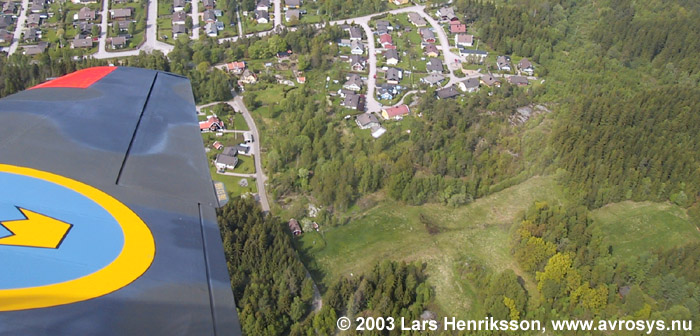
(1, 0, 700, 334)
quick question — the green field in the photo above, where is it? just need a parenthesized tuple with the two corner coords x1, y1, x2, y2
(294, 175, 564, 317)
(591, 201, 700, 261)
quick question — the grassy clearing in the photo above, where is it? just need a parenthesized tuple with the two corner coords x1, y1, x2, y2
(209, 165, 258, 197)
(294, 175, 564, 317)
(591, 201, 700, 261)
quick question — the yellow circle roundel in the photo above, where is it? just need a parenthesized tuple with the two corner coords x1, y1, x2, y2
(0, 164, 155, 311)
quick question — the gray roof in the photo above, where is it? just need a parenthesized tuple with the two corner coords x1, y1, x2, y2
(174, 0, 186, 7)
(349, 55, 365, 66)
(0, 15, 14, 29)
(216, 153, 238, 167)
(111, 35, 127, 46)
(285, 0, 300, 6)
(437, 7, 456, 20)
(343, 93, 361, 109)
(461, 77, 479, 89)
(356, 113, 378, 127)
(343, 74, 363, 89)
(350, 39, 363, 50)
(386, 68, 401, 81)
(508, 75, 529, 85)
(497, 55, 511, 68)
(172, 11, 186, 22)
(419, 28, 434, 40)
(436, 86, 459, 99)
(426, 57, 443, 72)
(421, 73, 445, 84)
(255, 10, 269, 20)
(256, 0, 269, 7)
(518, 58, 533, 69)
(203, 9, 216, 21)
(221, 146, 238, 157)
(481, 74, 500, 86)
(407, 12, 426, 26)
(384, 48, 399, 61)
(202, 0, 214, 6)
(72, 37, 93, 48)
(348, 26, 362, 39)
(172, 23, 186, 33)
(285, 9, 299, 20)
(27, 13, 41, 25)
(111, 8, 132, 18)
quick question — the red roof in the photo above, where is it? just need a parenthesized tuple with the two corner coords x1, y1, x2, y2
(199, 116, 223, 130)
(450, 23, 467, 33)
(226, 61, 246, 71)
(384, 104, 410, 118)
(379, 33, 392, 44)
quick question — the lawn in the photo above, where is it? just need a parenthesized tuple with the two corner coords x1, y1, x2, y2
(591, 201, 700, 262)
(294, 175, 565, 318)
(209, 165, 258, 197)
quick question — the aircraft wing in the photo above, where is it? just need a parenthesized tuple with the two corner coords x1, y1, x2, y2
(0, 67, 241, 335)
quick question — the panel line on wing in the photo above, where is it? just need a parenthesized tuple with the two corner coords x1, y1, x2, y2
(115, 73, 159, 186)
(198, 202, 219, 336)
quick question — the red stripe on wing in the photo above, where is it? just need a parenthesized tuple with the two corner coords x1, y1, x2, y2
(31, 66, 118, 89)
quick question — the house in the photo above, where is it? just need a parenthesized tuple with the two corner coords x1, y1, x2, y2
(0, 29, 13, 43)
(356, 113, 379, 129)
(371, 125, 386, 138)
(26, 13, 41, 27)
(111, 8, 132, 20)
(349, 55, 366, 71)
(204, 21, 217, 36)
(381, 104, 409, 120)
(226, 61, 246, 74)
(285, 9, 299, 22)
(375, 19, 391, 34)
(436, 86, 459, 99)
(426, 57, 443, 73)
(423, 43, 439, 57)
(23, 42, 47, 55)
(455, 33, 473, 47)
(385, 67, 402, 84)
(212, 141, 223, 150)
(236, 144, 251, 155)
(436, 7, 457, 21)
(508, 75, 529, 86)
(284, 0, 300, 9)
(203, 9, 216, 22)
(419, 28, 435, 43)
(75, 7, 97, 21)
(172, 10, 186, 24)
(480, 73, 501, 87)
(449, 22, 466, 34)
(214, 9, 223, 17)
(337, 38, 351, 47)
(288, 219, 302, 236)
(348, 26, 362, 40)
(172, 23, 186, 38)
(72, 36, 93, 48)
(342, 93, 361, 110)
(110, 36, 127, 48)
(30, 1, 44, 14)
(0, 15, 13, 29)
(378, 33, 392, 48)
(384, 49, 399, 65)
(112, 0, 130, 4)
(173, 0, 186, 11)
(343, 74, 363, 91)
(199, 115, 224, 132)
(497, 55, 512, 71)
(377, 84, 399, 100)
(215, 153, 238, 170)
(337, 88, 354, 98)
(2, 1, 15, 14)
(255, 10, 269, 23)
(240, 69, 257, 84)
(407, 12, 426, 27)
(116, 20, 130, 31)
(390, 0, 409, 4)
(256, 0, 269, 11)
(276, 50, 291, 60)
(296, 75, 306, 83)
(221, 146, 238, 157)
(421, 73, 445, 87)
(518, 58, 534, 75)
(460, 48, 487, 63)
(202, 0, 214, 9)
(23, 27, 40, 41)
(458, 77, 480, 92)
(350, 39, 364, 55)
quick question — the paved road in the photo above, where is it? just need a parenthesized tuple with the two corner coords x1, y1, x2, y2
(273, 0, 281, 28)
(417, 8, 462, 86)
(93, 0, 173, 59)
(191, 0, 200, 39)
(97, 0, 109, 56)
(236, 8, 243, 36)
(7, 0, 29, 55)
(357, 23, 381, 113)
(229, 96, 270, 213)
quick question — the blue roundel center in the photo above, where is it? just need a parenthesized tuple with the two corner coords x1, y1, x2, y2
(0, 172, 125, 289)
